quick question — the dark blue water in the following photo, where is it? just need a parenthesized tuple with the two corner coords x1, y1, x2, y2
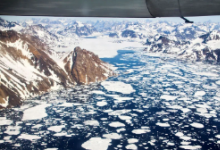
(1, 50, 220, 150)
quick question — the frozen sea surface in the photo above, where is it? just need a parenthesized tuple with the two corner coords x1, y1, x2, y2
(1, 50, 220, 150)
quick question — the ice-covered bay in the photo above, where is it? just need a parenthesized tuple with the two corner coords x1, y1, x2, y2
(0, 50, 220, 149)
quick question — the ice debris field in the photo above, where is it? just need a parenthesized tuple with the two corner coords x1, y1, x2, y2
(1, 50, 220, 150)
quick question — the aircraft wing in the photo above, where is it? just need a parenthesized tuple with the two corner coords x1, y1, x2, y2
(0, 0, 220, 18)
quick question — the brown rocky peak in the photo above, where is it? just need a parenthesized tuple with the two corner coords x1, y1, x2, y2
(0, 30, 19, 43)
(65, 47, 114, 85)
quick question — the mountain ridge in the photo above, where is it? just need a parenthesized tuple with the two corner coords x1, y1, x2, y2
(2, 17, 220, 108)
(0, 29, 114, 109)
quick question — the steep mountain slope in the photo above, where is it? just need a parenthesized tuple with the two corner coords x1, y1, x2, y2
(0, 30, 71, 108)
(63, 47, 115, 84)
(0, 30, 114, 109)
(21, 24, 59, 46)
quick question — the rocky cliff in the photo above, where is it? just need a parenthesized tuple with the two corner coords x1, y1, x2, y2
(0, 30, 114, 109)
(63, 47, 115, 84)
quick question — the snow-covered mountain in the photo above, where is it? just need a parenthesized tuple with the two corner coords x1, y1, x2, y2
(58, 21, 95, 37)
(2, 16, 220, 109)
(3, 17, 220, 61)
(21, 24, 60, 46)
(88, 20, 220, 62)
(0, 30, 69, 108)
(0, 18, 115, 109)
(0, 18, 23, 32)
(144, 29, 220, 62)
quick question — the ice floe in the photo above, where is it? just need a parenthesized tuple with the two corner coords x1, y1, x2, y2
(101, 81, 135, 94)
(109, 122, 125, 128)
(160, 95, 177, 101)
(22, 103, 51, 121)
(126, 144, 138, 149)
(179, 145, 202, 150)
(84, 120, 100, 126)
(194, 91, 206, 97)
(132, 128, 150, 134)
(82, 137, 111, 150)
(215, 135, 220, 139)
(190, 123, 204, 129)
(48, 125, 65, 132)
(103, 133, 122, 139)
(0, 117, 13, 125)
(96, 101, 107, 107)
(127, 138, 139, 144)
(18, 134, 41, 141)
(4, 126, 21, 135)
(156, 122, 170, 127)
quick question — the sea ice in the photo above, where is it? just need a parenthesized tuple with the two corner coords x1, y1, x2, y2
(160, 95, 177, 101)
(4, 126, 21, 135)
(156, 123, 170, 127)
(96, 101, 107, 107)
(194, 91, 206, 97)
(118, 115, 132, 121)
(190, 123, 204, 129)
(82, 137, 111, 150)
(103, 133, 122, 139)
(109, 122, 125, 128)
(132, 129, 150, 134)
(181, 108, 191, 113)
(127, 138, 139, 144)
(91, 91, 106, 95)
(18, 134, 41, 141)
(179, 145, 202, 150)
(101, 81, 135, 94)
(84, 120, 99, 126)
(126, 144, 138, 149)
(54, 132, 68, 137)
(0, 117, 13, 125)
(22, 103, 51, 121)
(32, 124, 43, 128)
(59, 103, 73, 107)
(215, 135, 220, 139)
(116, 128, 126, 133)
(108, 109, 131, 116)
(48, 125, 65, 132)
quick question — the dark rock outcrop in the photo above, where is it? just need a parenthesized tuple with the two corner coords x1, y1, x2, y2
(121, 30, 137, 38)
(63, 47, 115, 85)
(200, 31, 220, 43)
(109, 33, 119, 38)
